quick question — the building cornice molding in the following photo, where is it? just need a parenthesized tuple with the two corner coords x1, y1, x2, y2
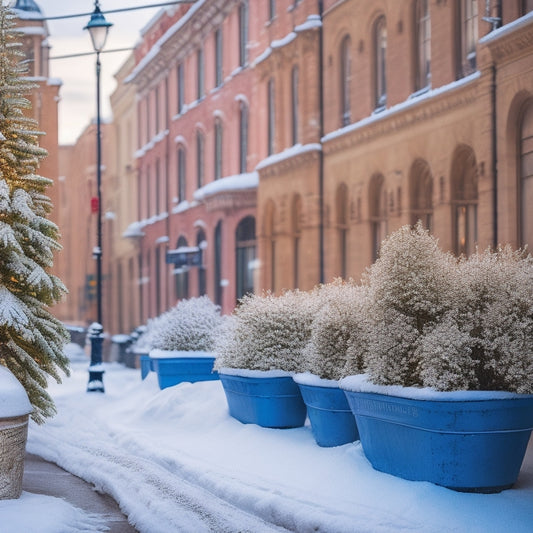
(257, 144, 321, 178)
(130, 0, 240, 92)
(323, 75, 480, 156)
(480, 13, 533, 64)
(202, 189, 257, 213)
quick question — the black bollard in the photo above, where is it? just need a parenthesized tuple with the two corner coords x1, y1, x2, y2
(87, 322, 105, 393)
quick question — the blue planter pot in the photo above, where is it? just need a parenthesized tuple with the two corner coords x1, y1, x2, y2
(140, 355, 153, 380)
(295, 380, 359, 447)
(151, 353, 218, 389)
(342, 386, 533, 493)
(219, 372, 307, 429)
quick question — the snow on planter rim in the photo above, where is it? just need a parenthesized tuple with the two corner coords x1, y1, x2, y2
(339, 374, 533, 401)
(217, 367, 295, 378)
(0, 365, 32, 417)
(292, 372, 340, 388)
(149, 349, 215, 359)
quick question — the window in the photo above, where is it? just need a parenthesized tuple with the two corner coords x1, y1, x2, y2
(146, 166, 151, 218)
(268, 78, 275, 155)
(145, 96, 150, 144)
(196, 229, 207, 296)
(519, 101, 533, 249)
(214, 221, 222, 306)
(155, 247, 161, 315)
(175, 236, 189, 300)
(292, 195, 302, 287)
(522, 0, 533, 15)
(155, 86, 160, 133)
(236, 216, 256, 300)
(451, 145, 478, 256)
(215, 28, 223, 87)
(239, 1, 249, 67)
(155, 158, 161, 214)
(214, 118, 223, 180)
(196, 131, 205, 189)
(269, 0, 276, 21)
(459, 0, 478, 77)
(291, 66, 299, 145)
(177, 63, 184, 113)
(374, 16, 387, 110)
(415, 0, 431, 91)
(239, 101, 248, 173)
(177, 146, 186, 202)
(336, 184, 349, 278)
(409, 159, 433, 230)
(340, 35, 351, 126)
(369, 174, 387, 261)
(197, 46, 204, 100)
(265, 201, 276, 291)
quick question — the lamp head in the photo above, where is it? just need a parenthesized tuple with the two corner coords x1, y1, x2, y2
(84, 1, 113, 53)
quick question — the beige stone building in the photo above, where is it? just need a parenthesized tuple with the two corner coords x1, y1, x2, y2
(49, 0, 533, 335)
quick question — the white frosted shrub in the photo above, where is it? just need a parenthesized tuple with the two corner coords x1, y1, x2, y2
(149, 296, 224, 352)
(214, 289, 320, 372)
(364, 223, 457, 387)
(303, 279, 371, 380)
(451, 246, 533, 392)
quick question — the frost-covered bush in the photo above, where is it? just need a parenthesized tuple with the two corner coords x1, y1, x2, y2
(364, 223, 533, 393)
(131, 296, 224, 353)
(302, 279, 371, 381)
(214, 289, 320, 372)
(424, 246, 533, 393)
(363, 223, 457, 387)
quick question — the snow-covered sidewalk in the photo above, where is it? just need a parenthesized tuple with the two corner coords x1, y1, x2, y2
(3, 351, 533, 532)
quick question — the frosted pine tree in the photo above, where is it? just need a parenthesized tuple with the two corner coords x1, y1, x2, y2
(0, 3, 69, 423)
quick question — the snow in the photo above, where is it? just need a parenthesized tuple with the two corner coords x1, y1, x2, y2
(193, 172, 259, 202)
(149, 349, 214, 359)
(255, 144, 322, 171)
(340, 374, 533, 401)
(2, 352, 533, 532)
(0, 365, 32, 418)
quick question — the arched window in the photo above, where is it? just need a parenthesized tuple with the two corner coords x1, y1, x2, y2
(340, 35, 351, 126)
(451, 145, 478, 256)
(196, 131, 204, 188)
(215, 28, 223, 88)
(336, 183, 349, 278)
(458, 0, 478, 78)
(214, 118, 223, 180)
(236, 217, 256, 300)
(177, 62, 184, 114)
(239, 1, 248, 67)
(292, 195, 302, 288)
(409, 159, 433, 230)
(196, 229, 207, 296)
(175, 236, 189, 300)
(239, 101, 248, 173)
(197, 46, 204, 100)
(214, 221, 223, 306)
(291, 66, 299, 145)
(519, 101, 533, 249)
(267, 78, 275, 155)
(414, 0, 431, 92)
(177, 146, 186, 202)
(374, 16, 387, 110)
(264, 201, 276, 291)
(369, 174, 387, 261)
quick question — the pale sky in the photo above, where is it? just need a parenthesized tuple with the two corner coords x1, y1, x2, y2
(22, 1, 164, 144)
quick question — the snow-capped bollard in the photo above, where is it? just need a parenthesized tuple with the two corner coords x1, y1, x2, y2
(87, 322, 105, 393)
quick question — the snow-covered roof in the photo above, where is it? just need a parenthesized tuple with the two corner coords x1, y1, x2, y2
(193, 172, 258, 202)
(255, 144, 322, 171)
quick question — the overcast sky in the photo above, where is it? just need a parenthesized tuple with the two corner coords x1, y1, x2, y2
(21, 1, 165, 144)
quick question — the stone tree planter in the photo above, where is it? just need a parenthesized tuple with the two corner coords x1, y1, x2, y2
(0, 366, 33, 500)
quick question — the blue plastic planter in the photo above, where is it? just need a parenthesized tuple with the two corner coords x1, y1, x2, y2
(343, 389, 533, 493)
(151, 356, 218, 389)
(297, 382, 359, 447)
(219, 373, 307, 428)
(140, 355, 153, 380)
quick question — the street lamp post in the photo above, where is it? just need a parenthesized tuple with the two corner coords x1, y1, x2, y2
(85, 1, 112, 393)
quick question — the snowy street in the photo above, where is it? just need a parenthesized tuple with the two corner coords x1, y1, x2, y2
(2, 347, 533, 533)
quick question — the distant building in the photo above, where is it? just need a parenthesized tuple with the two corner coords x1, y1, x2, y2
(54, 0, 533, 335)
